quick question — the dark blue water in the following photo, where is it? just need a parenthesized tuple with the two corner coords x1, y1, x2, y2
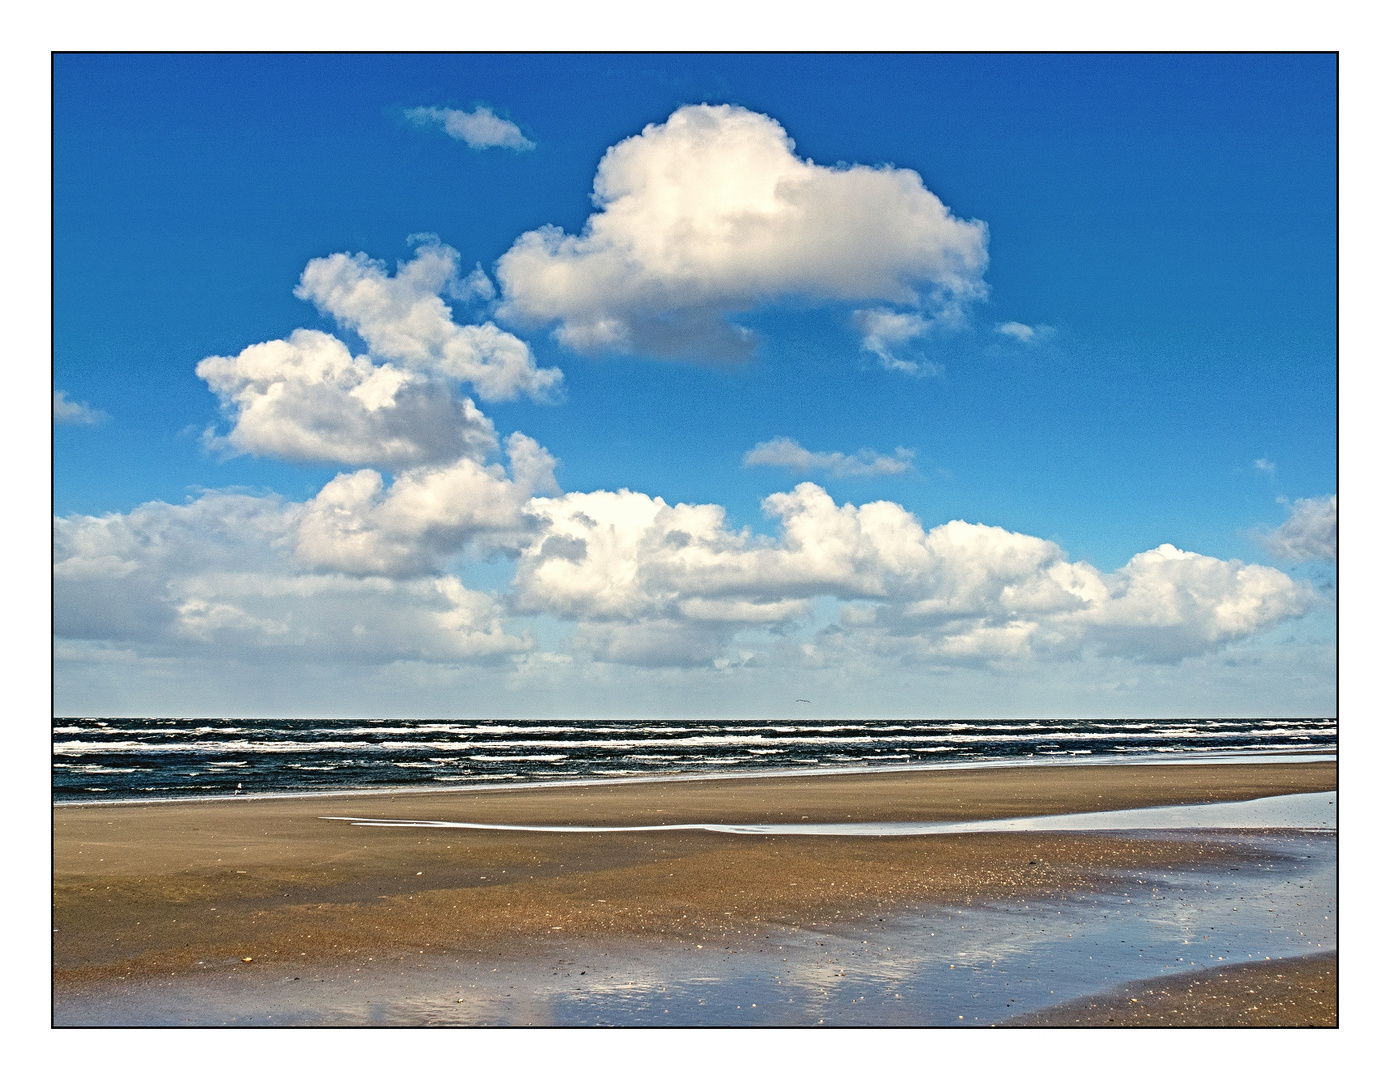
(52, 716, 1336, 803)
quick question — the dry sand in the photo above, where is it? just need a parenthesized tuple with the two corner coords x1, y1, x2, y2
(53, 758, 1335, 1024)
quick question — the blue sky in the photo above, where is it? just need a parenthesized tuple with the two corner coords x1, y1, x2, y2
(52, 53, 1337, 718)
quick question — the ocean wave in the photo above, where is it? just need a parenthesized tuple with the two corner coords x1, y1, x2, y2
(51, 715, 1336, 803)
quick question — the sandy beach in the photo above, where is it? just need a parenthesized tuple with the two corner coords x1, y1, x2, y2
(53, 758, 1335, 1025)
(1007, 950, 1337, 1026)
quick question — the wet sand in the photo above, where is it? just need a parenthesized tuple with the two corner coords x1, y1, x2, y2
(1007, 950, 1337, 1026)
(53, 758, 1335, 1023)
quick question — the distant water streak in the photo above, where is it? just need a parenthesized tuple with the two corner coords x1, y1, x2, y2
(323, 791, 1338, 836)
(51, 716, 1336, 803)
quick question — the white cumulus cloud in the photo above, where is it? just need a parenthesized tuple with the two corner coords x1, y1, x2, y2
(496, 103, 988, 361)
(296, 242, 562, 403)
(54, 390, 106, 425)
(295, 433, 557, 577)
(406, 105, 535, 151)
(743, 437, 915, 478)
(508, 482, 1314, 668)
(1257, 495, 1337, 563)
(198, 243, 562, 471)
(197, 328, 500, 469)
(995, 321, 1053, 344)
(53, 489, 534, 666)
(851, 308, 943, 375)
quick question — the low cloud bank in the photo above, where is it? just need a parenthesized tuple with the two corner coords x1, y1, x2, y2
(58, 476, 1311, 670)
(510, 483, 1313, 668)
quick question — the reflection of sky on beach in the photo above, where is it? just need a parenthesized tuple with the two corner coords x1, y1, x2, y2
(542, 832, 1336, 1026)
(56, 831, 1334, 1027)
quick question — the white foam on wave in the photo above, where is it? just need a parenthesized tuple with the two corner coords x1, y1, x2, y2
(59, 750, 1337, 806)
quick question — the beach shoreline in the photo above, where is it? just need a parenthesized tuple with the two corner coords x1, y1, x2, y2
(54, 747, 1335, 809)
(53, 757, 1336, 1025)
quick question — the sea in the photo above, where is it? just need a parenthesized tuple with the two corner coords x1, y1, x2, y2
(52, 716, 1337, 804)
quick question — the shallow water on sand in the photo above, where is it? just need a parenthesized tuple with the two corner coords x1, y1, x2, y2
(326, 790, 1338, 837)
(55, 830, 1334, 1027)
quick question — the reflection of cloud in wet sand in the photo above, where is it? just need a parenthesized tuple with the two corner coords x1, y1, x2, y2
(53, 832, 1333, 1026)
(53, 762, 1337, 1026)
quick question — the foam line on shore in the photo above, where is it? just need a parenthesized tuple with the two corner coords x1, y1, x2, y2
(323, 789, 1336, 836)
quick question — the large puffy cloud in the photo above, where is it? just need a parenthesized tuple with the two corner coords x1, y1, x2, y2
(512, 488, 814, 624)
(296, 242, 562, 402)
(1258, 495, 1337, 563)
(198, 328, 499, 469)
(199, 243, 563, 470)
(496, 104, 988, 361)
(511, 482, 1315, 667)
(295, 433, 557, 577)
(1067, 545, 1314, 661)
